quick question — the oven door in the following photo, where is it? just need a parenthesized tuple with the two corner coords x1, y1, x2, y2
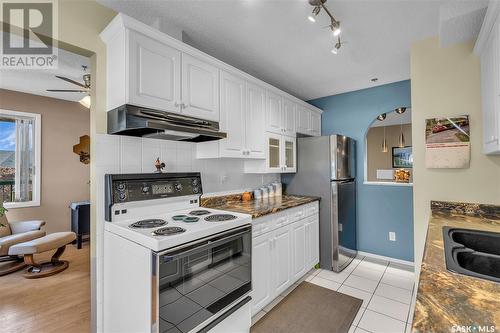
(152, 225, 252, 333)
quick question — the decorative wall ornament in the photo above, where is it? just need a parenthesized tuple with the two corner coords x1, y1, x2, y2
(425, 116, 470, 168)
(155, 158, 166, 173)
(73, 135, 90, 164)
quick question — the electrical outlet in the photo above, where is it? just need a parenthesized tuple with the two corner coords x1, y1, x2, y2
(220, 175, 228, 184)
(389, 232, 396, 241)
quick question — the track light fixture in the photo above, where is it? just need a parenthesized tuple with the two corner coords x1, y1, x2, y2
(307, 0, 343, 53)
(377, 113, 387, 121)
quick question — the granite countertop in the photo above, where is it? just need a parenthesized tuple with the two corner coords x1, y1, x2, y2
(201, 193, 320, 219)
(413, 201, 500, 333)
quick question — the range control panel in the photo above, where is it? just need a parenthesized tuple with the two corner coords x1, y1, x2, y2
(112, 176, 202, 203)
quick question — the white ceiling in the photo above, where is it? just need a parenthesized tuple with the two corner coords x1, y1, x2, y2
(0, 35, 90, 103)
(97, 0, 478, 101)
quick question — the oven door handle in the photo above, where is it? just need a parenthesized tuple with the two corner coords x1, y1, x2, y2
(159, 228, 250, 261)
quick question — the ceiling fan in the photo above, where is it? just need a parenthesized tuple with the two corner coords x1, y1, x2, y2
(47, 65, 91, 108)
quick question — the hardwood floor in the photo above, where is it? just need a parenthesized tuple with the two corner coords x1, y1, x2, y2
(0, 243, 91, 333)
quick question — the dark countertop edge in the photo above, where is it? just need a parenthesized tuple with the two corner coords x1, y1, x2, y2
(431, 200, 500, 220)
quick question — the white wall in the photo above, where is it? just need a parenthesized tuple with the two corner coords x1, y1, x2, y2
(95, 134, 278, 195)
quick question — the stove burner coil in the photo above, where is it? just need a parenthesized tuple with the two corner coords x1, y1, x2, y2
(183, 216, 200, 223)
(152, 226, 186, 236)
(189, 210, 211, 216)
(204, 214, 237, 222)
(129, 219, 167, 228)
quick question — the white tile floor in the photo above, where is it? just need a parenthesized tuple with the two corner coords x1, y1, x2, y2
(251, 255, 416, 333)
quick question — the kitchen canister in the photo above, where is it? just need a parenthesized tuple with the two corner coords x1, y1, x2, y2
(267, 184, 275, 197)
(273, 182, 283, 197)
(260, 187, 269, 199)
(253, 188, 262, 200)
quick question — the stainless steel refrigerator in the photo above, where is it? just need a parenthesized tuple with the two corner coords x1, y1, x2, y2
(283, 135, 357, 272)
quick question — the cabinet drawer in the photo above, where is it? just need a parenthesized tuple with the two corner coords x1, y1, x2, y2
(305, 202, 319, 217)
(274, 212, 289, 228)
(252, 215, 275, 237)
(288, 207, 306, 223)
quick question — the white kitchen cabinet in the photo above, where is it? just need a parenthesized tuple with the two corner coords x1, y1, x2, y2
(296, 106, 311, 134)
(181, 53, 220, 121)
(218, 70, 246, 157)
(296, 107, 321, 136)
(245, 82, 267, 158)
(266, 91, 283, 134)
(251, 232, 274, 315)
(128, 31, 182, 114)
(282, 135, 297, 173)
(197, 72, 266, 159)
(476, 5, 500, 154)
(266, 132, 283, 173)
(282, 98, 297, 137)
(273, 225, 293, 295)
(305, 214, 320, 268)
(480, 22, 500, 154)
(244, 132, 296, 173)
(311, 111, 322, 136)
(266, 94, 297, 137)
(102, 14, 323, 150)
(291, 220, 306, 281)
(251, 202, 319, 316)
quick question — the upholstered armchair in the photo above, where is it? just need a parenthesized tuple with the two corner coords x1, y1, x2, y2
(0, 215, 46, 276)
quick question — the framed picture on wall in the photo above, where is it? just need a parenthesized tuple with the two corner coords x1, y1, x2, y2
(392, 146, 413, 168)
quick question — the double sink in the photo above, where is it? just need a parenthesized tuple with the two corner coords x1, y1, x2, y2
(443, 227, 500, 283)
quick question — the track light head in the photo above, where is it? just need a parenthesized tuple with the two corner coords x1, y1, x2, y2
(395, 107, 407, 114)
(377, 113, 387, 121)
(330, 21, 341, 36)
(308, 6, 321, 22)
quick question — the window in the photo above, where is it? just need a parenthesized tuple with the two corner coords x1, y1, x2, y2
(0, 109, 41, 208)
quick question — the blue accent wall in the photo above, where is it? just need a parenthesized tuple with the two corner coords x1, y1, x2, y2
(309, 80, 414, 262)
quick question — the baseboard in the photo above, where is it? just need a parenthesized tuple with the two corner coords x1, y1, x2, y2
(357, 251, 414, 267)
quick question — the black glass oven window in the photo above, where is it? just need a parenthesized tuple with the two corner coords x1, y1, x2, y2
(158, 232, 251, 333)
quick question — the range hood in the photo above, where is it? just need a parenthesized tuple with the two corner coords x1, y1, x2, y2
(107, 104, 227, 142)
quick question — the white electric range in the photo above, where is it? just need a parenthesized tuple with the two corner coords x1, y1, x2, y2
(103, 173, 252, 333)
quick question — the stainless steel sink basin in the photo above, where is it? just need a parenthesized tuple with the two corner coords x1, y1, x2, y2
(442, 227, 500, 283)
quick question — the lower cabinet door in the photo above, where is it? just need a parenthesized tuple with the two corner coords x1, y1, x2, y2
(273, 226, 292, 295)
(251, 232, 273, 315)
(292, 220, 306, 282)
(305, 215, 320, 268)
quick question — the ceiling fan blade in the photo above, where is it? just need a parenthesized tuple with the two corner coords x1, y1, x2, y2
(55, 75, 86, 88)
(47, 89, 88, 93)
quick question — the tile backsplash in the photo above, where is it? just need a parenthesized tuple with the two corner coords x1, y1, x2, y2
(96, 134, 279, 195)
